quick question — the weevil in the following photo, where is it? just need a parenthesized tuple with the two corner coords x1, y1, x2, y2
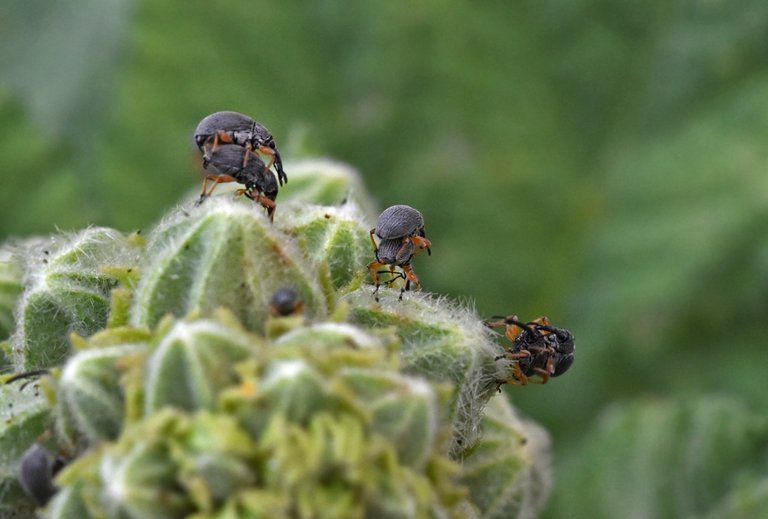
(194, 111, 287, 186)
(367, 204, 431, 300)
(196, 143, 278, 220)
(18, 444, 66, 506)
(269, 287, 304, 317)
(486, 315, 575, 386)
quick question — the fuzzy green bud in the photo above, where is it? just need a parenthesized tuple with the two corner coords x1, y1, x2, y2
(461, 395, 552, 519)
(344, 289, 504, 455)
(144, 315, 256, 415)
(1, 163, 557, 518)
(56, 344, 144, 444)
(276, 201, 372, 292)
(48, 316, 472, 518)
(0, 246, 24, 342)
(278, 158, 378, 219)
(11, 227, 143, 370)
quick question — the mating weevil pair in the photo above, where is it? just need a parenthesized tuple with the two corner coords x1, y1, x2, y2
(193, 111, 287, 220)
(368, 204, 432, 301)
(486, 315, 575, 387)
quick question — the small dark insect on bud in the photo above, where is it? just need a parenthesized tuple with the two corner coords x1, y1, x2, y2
(270, 287, 304, 316)
(18, 444, 65, 506)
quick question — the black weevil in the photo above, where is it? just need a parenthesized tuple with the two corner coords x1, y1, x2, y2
(196, 144, 278, 220)
(486, 315, 575, 385)
(194, 111, 287, 186)
(18, 443, 66, 506)
(367, 204, 431, 300)
(269, 287, 304, 317)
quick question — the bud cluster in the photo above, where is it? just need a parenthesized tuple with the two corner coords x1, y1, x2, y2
(0, 160, 551, 518)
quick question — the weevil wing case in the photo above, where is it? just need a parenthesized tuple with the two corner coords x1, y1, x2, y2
(194, 111, 256, 139)
(375, 204, 424, 239)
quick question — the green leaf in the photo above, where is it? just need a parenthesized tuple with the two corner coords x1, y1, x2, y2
(549, 397, 768, 518)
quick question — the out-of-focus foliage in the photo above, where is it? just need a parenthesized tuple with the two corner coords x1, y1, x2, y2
(1, 0, 768, 516)
(551, 397, 768, 518)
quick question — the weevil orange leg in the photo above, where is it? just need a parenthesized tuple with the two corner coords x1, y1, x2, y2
(205, 132, 226, 158)
(524, 347, 556, 384)
(504, 316, 531, 342)
(369, 229, 380, 261)
(408, 235, 432, 256)
(242, 143, 252, 168)
(256, 194, 276, 221)
(485, 315, 513, 329)
(494, 348, 532, 385)
(257, 145, 277, 171)
(196, 174, 237, 205)
(530, 368, 551, 384)
(367, 259, 386, 300)
(400, 264, 421, 292)
(528, 316, 553, 336)
(496, 362, 530, 387)
(237, 187, 276, 221)
(253, 145, 286, 186)
(511, 363, 530, 385)
(484, 315, 526, 342)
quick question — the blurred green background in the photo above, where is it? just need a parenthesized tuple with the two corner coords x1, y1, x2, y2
(2, 1, 768, 517)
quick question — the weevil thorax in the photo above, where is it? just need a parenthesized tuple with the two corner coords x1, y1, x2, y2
(375, 204, 425, 240)
(247, 120, 275, 149)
